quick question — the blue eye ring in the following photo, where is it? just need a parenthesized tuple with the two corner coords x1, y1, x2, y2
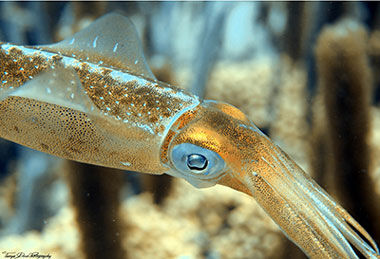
(170, 143, 225, 180)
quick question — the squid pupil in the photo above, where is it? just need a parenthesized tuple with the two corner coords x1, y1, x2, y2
(187, 154, 208, 171)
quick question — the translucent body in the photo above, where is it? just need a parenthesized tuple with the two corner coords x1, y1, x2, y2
(0, 14, 199, 173)
(0, 13, 378, 258)
(164, 101, 380, 258)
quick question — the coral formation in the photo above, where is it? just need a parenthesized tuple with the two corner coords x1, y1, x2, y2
(314, 18, 380, 241)
(371, 107, 380, 195)
(0, 179, 281, 259)
(369, 30, 380, 104)
(204, 59, 276, 128)
(64, 162, 125, 259)
(0, 2, 380, 258)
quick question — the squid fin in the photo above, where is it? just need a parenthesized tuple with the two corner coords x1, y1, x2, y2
(37, 13, 155, 80)
(8, 66, 130, 138)
(9, 67, 96, 114)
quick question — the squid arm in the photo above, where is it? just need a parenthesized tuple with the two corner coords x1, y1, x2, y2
(0, 13, 378, 258)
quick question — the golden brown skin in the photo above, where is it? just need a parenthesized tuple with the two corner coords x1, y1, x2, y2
(0, 13, 199, 173)
(0, 13, 379, 258)
(163, 101, 380, 258)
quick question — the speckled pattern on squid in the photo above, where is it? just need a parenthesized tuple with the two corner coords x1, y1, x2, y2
(1, 13, 379, 258)
(0, 42, 199, 136)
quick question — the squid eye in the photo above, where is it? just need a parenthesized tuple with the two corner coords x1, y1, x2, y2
(170, 143, 225, 182)
(187, 154, 208, 171)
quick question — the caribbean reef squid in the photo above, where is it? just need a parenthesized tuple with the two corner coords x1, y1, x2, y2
(0, 13, 379, 258)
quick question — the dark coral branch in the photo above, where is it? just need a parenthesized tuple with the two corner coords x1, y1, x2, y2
(141, 174, 173, 205)
(283, 2, 307, 61)
(315, 19, 380, 243)
(65, 161, 126, 259)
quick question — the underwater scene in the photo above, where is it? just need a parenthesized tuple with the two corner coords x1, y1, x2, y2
(0, 1, 380, 259)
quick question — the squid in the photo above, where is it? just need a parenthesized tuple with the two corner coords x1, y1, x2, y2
(0, 13, 379, 258)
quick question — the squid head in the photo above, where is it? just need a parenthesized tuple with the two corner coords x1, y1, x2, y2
(162, 100, 380, 259)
